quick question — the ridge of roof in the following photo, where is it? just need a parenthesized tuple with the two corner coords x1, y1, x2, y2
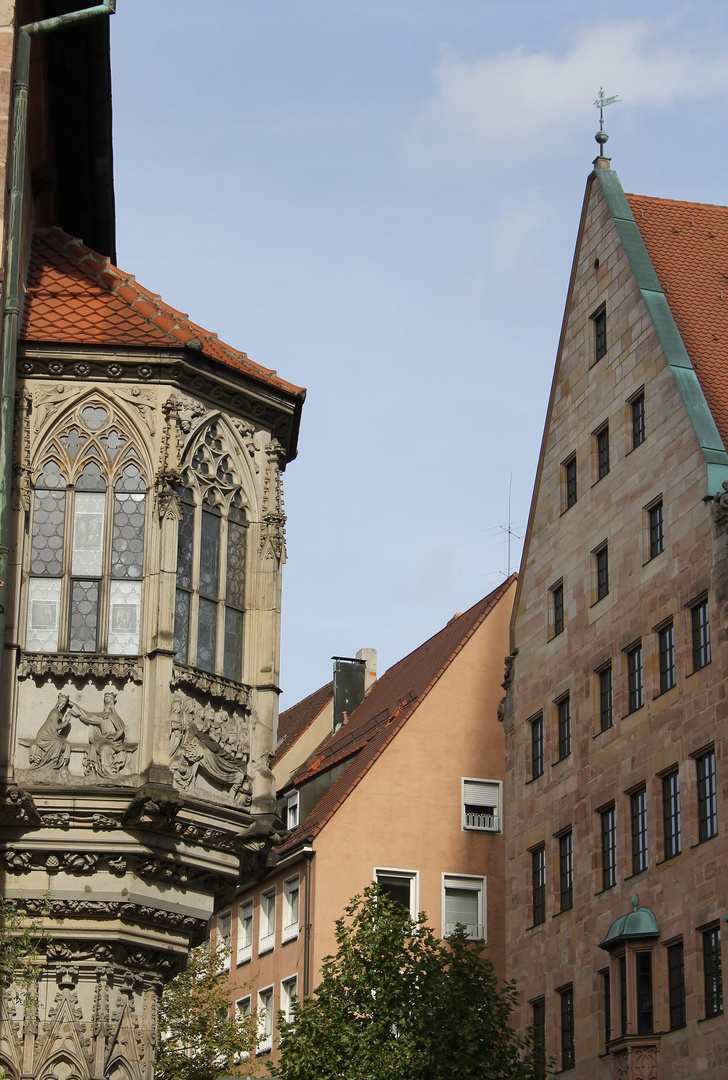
(277, 576, 516, 855)
(274, 681, 333, 766)
(21, 228, 306, 400)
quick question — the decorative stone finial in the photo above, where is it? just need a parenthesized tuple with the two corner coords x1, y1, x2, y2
(631, 894, 639, 912)
(594, 88, 621, 155)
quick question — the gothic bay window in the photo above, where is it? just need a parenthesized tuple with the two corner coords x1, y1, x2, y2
(173, 423, 249, 681)
(26, 404, 147, 656)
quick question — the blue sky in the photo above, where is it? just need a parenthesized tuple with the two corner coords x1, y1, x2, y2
(111, 1, 728, 707)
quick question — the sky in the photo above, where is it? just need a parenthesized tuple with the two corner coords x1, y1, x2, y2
(109, 0, 728, 708)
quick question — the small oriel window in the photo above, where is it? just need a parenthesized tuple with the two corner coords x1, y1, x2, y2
(593, 305, 607, 364)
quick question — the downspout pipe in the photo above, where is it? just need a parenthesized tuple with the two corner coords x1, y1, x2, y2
(0, 1, 115, 714)
(303, 845, 314, 996)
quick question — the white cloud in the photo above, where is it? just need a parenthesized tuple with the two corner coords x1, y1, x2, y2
(418, 20, 728, 160)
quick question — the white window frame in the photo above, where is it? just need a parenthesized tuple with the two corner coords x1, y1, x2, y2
(237, 898, 253, 965)
(374, 867, 419, 919)
(441, 873, 487, 941)
(461, 778, 502, 832)
(280, 974, 298, 1024)
(235, 995, 251, 1060)
(259, 888, 276, 954)
(217, 909, 232, 971)
(257, 986, 274, 1054)
(285, 790, 299, 829)
(282, 876, 300, 944)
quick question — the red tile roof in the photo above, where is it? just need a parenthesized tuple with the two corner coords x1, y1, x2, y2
(274, 681, 333, 765)
(277, 576, 515, 856)
(20, 227, 305, 399)
(627, 194, 728, 448)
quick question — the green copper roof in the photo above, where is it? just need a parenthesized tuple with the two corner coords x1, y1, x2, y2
(595, 168, 728, 496)
(599, 895, 660, 950)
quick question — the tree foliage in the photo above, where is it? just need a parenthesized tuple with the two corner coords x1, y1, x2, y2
(272, 885, 544, 1080)
(156, 942, 257, 1080)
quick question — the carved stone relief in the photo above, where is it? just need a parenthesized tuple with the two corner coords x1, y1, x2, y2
(170, 690, 251, 805)
(17, 654, 142, 685)
(712, 480, 728, 527)
(260, 437, 286, 562)
(11, 387, 32, 511)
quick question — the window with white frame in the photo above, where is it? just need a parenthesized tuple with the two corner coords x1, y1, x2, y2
(259, 888, 276, 953)
(282, 876, 300, 943)
(285, 790, 299, 829)
(281, 975, 298, 1024)
(217, 909, 232, 970)
(257, 986, 274, 1053)
(462, 778, 501, 831)
(374, 868, 418, 918)
(442, 875, 486, 940)
(237, 898, 253, 965)
(235, 996, 251, 1060)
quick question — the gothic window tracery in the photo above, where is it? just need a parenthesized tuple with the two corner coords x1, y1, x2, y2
(26, 400, 148, 656)
(174, 420, 248, 682)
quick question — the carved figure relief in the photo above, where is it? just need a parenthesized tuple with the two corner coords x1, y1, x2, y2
(24, 691, 136, 780)
(712, 479, 728, 526)
(74, 692, 129, 779)
(170, 692, 250, 803)
(28, 695, 72, 774)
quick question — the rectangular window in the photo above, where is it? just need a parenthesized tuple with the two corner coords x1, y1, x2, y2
(532, 846, 546, 926)
(601, 806, 616, 891)
(619, 956, 627, 1036)
(552, 582, 564, 637)
(559, 831, 573, 912)
(557, 695, 571, 760)
(636, 951, 654, 1034)
(462, 778, 501, 831)
(662, 769, 681, 860)
(259, 889, 276, 954)
(595, 544, 609, 601)
(443, 874, 486, 940)
(596, 424, 610, 480)
(599, 665, 613, 732)
(631, 786, 648, 875)
(531, 714, 544, 779)
(282, 876, 300, 943)
(658, 623, 676, 694)
(667, 941, 686, 1030)
(703, 926, 723, 1018)
(593, 305, 607, 363)
(602, 970, 611, 1048)
(375, 868, 417, 918)
(237, 899, 253, 965)
(648, 500, 664, 558)
(560, 986, 575, 1070)
(632, 392, 645, 448)
(532, 998, 546, 1080)
(285, 790, 299, 830)
(564, 456, 577, 509)
(217, 910, 232, 971)
(235, 995, 252, 1061)
(281, 975, 298, 1025)
(257, 987, 274, 1053)
(697, 748, 718, 842)
(692, 598, 711, 671)
(627, 643, 644, 713)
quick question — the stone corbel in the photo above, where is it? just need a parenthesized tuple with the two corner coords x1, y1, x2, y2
(712, 481, 728, 527)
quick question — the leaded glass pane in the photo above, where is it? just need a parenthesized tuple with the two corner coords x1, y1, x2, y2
(197, 597, 217, 672)
(61, 428, 87, 459)
(100, 429, 125, 459)
(75, 461, 106, 491)
(174, 589, 190, 663)
(223, 607, 244, 681)
(36, 461, 65, 489)
(226, 520, 246, 609)
(108, 579, 141, 655)
(30, 490, 66, 576)
(176, 497, 195, 590)
(199, 511, 220, 597)
(26, 578, 61, 651)
(69, 579, 99, 652)
(111, 493, 146, 578)
(115, 462, 146, 492)
(81, 405, 108, 430)
(72, 492, 105, 576)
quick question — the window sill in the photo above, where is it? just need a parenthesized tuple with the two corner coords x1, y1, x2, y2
(281, 928, 299, 945)
(258, 943, 275, 957)
(236, 955, 252, 967)
(593, 724, 614, 739)
(686, 662, 712, 680)
(622, 706, 644, 719)
(594, 885, 616, 897)
(552, 754, 572, 767)
(698, 1011, 724, 1023)
(623, 869, 648, 882)
(690, 833, 719, 849)
(526, 921, 546, 932)
(552, 907, 573, 919)
(525, 773, 544, 785)
(655, 851, 682, 866)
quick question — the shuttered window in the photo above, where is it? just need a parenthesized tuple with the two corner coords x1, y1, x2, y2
(462, 779, 501, 831)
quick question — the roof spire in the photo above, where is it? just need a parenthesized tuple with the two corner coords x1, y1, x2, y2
(594, 88, 621, 163)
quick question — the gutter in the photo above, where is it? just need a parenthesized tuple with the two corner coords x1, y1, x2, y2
(302, 845, 314, 996)
(0, 2, 116, 713)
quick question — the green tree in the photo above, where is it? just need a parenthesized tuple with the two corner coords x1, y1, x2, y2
(272, 885, 545, 1080)
(156, 941, 257, 1080)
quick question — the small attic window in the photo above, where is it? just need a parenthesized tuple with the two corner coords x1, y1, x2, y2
(592, 304, 607, 364)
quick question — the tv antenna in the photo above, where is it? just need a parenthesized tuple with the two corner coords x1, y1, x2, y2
(500, 473, 520, 577)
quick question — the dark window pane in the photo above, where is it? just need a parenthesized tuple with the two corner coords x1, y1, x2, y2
(703, 927, 723, 1018)
(668, 942, 686, 1030)
(601, 807, 616, 890)
(199, 511, 220, 597)
(532, 847, 546, 925)
(532, 999, 546, 1080)
(558, 696, 571, 760)
(69, 579, 99, 652)
(697, 749, 718, 842)
(30, 490, 66, 576)
(226, 520, 247, 609)
(659, 624, 676, 693)
(596, 546, 609, 600)
(174, 588, 190, 664)
(662, 770, 681, 859)
(111, 493, 146, 579)
(602, 970, 611, 1047)
(553, 584, 564, 636)
(599, 666, 613, 732)
(565, 458, 577, 508)
(176, 499, 195, 590)
(594, 308, 607, 362)
(632, 394, 645, 448)
(223, 607, 244, 681)
(197, 597, 217, 672)
(619, 957, 627, 1036)
(627, 644, 643, 712)
(376, 874, 411, 911)
(559, 831, 573, 911)
(560, 987, 575, 1069)
(631, 787, 648, 875)
(649, 501, 664, 558)
(636, 952, 653, 1034)
(531, 715, 544, 779)
(597, 426, 610, 479)
(692, 600, 711, 670)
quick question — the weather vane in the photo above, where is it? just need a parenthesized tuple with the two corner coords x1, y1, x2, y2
(594, 88, 621, 153)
